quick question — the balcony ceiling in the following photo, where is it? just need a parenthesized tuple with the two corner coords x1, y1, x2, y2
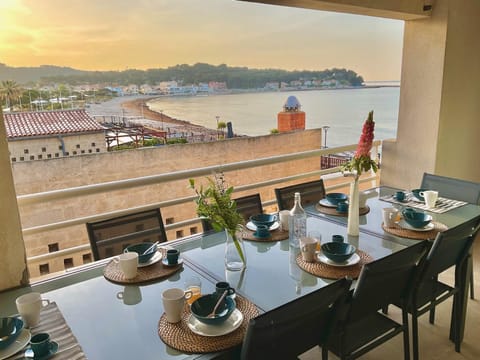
(238, 0, 432, 20)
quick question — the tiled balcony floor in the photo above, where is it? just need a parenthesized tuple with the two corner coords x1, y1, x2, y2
(301, 237, 480, 359)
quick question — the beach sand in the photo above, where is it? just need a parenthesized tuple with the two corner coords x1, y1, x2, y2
(86, 95, 220, 142)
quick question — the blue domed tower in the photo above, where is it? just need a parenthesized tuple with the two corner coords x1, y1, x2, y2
(277, 96, 305, 132)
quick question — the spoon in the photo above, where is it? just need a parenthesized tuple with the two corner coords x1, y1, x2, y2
(142, 241, 159, 255)
(207, 290, 228, 318)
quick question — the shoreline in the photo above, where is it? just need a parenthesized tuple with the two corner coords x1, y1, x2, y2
(120, 96, 220, 138)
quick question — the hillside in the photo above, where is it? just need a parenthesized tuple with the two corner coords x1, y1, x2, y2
(0, 62, 364, 88)
(0, 63, 87, 84)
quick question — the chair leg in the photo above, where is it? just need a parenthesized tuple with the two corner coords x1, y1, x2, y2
(412, 314, 420, 360)
(429, 305, 436, 324)
(470, 267, 475, 300)
(321, 346, 329, 360)
(402, 309, 410, 360)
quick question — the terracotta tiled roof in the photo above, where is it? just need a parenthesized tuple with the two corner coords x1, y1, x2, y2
(3, 109, 106, 139)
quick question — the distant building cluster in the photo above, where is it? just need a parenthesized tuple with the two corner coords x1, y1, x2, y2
(34, 77, 346, 100)
(264, 78, 342, 91)
(100, 81, 228, 97)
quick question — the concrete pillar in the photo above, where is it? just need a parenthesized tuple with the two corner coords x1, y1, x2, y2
(0, 110, 28, 291)
(381, 0, 480, 188)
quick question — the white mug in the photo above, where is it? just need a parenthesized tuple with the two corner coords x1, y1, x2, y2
(300, 236, 318, 262)
(421, 190, 439, 209)
(278, 210, 290, 231)
(162, 288, 193, 323)
(15, 292, 50, 328)
(113, 252, 138, 279)
(382, 207, 399, 227)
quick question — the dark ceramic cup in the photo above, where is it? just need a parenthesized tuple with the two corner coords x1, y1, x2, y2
(395, 191, 406, 201)
(30, 333, 51, 357)
(215, 281, 236, 297)
(166, 249, 180, 265)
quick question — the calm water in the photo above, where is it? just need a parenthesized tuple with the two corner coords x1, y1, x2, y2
(148, 87, 399, 147)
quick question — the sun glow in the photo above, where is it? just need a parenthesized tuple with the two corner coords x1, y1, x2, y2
(0, 1, 403, 80)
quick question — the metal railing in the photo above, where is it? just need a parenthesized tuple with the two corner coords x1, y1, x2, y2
(21, 141, 381, 263)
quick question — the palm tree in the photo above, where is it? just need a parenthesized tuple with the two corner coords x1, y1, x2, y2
(0, 80, 22, 109)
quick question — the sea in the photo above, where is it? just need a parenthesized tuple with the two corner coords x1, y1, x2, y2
(148, 85, 399, 147)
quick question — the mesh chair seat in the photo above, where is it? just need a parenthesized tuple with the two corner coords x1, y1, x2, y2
(420, 172, 480, 300)
(201, 193, 263, 232)
(421, 173, 480, 204)
(323, 241, 429, 360)
(275, 179, 326, 211)
(86, 208, 167, 260)
(393, 219, 480, 359)
(241, 278, 352, 360)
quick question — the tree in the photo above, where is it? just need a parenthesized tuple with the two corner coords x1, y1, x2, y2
(0, 80, 22, 108)
(217, 121, 227, 139)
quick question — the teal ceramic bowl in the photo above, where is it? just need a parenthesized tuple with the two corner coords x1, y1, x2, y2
(0, 317, 24, 350)
(250, 214, 277, 228)
(124, 242, 157, 263)
(325, 193, 348, 206)
(321, 242, 356, 263)
(191, 294, 235, 325)
(402, 210, 432, 228)
(412, 188, 427, 201)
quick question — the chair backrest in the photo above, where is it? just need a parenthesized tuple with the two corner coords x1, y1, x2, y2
(86, 208, 167, 260)
(200, 193, 263, 232)
(421, 173, 480, 204)
(275, 179, 326, 211)
(241, 277, 352, 360)
(235, 193, 264, 220)
(420, 217, 480, 281)
(348, 241, 429, 321)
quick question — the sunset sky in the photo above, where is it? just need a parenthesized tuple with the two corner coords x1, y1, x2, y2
(0, 0, 404, 81)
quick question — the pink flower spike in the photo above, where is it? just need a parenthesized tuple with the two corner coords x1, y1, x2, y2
(354, 111, 375, 159)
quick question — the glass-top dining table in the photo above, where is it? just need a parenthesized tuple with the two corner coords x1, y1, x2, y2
(1, 186, 479, 359)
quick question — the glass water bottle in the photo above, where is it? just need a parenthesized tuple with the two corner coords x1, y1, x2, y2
(289, 192, 306, 248)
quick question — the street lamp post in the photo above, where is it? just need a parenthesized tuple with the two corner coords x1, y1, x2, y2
(322, 126, 330, 148)
(215, 115, 220, 140)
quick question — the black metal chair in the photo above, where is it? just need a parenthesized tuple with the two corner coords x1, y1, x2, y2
(400, 219, 480, 360)
(86, 208, 167, 260)
(322, 241, 429, 360)
(240, 277, 352, 360)
(421, 172, 480, 299)
(275, 179, 326, 211)
(201, 193, 263, 232)
(421, 172, 480, 205)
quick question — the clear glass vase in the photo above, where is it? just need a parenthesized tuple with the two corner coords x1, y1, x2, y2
(224, 228, 247, 271)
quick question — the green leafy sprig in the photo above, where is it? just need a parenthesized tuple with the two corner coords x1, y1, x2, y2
(189, 173, 245, 263)
(341, 155, 378, 175)
(189, 174, 244, 233)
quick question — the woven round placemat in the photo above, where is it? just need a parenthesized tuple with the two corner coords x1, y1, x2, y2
(296, 250, 373, 280)
(158, 295, 259, 354)
(242, 229, 289, 242)
(382, 221, 448, 240)
(315, 203, 370, 217)
(104, 259, 182, 285)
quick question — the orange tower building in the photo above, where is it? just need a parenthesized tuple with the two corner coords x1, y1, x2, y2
(277, 96, 305, 132)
